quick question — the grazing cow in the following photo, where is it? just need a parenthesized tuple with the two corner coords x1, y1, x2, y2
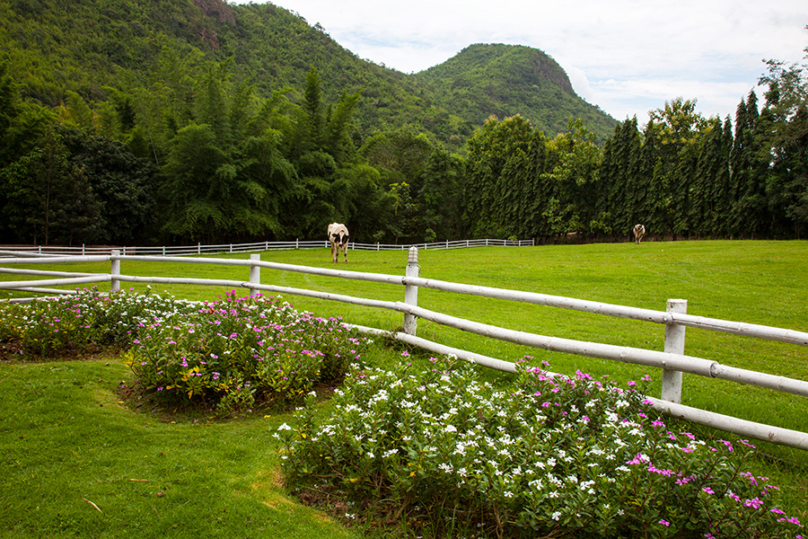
(327, 223, 350, 263)
(633, 223, 646, 245)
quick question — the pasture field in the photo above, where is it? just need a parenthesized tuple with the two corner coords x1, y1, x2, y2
(1, 240, 807, 536)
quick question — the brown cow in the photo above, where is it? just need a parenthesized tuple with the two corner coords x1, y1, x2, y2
(327, 223, 350, 263)
(633, 224, 646, 244)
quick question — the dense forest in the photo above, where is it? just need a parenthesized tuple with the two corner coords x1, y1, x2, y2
(0, 0, 806, 246)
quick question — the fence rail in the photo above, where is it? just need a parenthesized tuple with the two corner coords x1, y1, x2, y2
(0, 238, 534, 259)
(1, 249, 806, 449)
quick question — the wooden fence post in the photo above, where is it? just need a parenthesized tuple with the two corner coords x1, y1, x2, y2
(250, 254, 260, 298)
(662, 299, 687, 403)
(404, 247, 419, 335)
(110, 250, 121, 293)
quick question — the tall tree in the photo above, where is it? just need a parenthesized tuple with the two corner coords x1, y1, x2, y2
(648, 98, 706, 237)
(545, 118, 602, 237)
(730, 91, 770, 237)
(462, 115, 533, 238)
(418, 147, 464, 241)
(758, 45, 808, 238)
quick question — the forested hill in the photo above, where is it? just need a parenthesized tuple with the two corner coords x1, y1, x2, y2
(0, 0, 616, 145)
(415, 44, 616, 141)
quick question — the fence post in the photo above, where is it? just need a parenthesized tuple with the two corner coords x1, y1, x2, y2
(250, 254, 261, 298)
(198, 242, 201, 255)
(110, 250, 121, 293)
(404, 247, 419, 335)
(661, 299, 687, 403)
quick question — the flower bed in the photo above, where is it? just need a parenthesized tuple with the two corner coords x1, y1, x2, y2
(0, 288, 370, 414)
(125, 290, 369, 412)
(277, 356, 803, 538)
(0, 287, 198, 357)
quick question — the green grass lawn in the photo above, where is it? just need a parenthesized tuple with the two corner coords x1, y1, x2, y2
(1, 240, 807, 535)
(0, 355, 379, 539)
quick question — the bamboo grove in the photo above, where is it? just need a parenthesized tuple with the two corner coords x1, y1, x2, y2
(1, 46, 806, 246)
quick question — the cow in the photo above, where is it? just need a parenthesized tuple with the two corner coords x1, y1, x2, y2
(327, 223, 350, 263)
(633, 223, 646, 245)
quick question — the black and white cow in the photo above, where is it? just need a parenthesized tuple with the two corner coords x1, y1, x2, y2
(633, 223, 646, 245)
(327, 223, 350, 263)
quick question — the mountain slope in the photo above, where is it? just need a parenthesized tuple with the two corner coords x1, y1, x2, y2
(415, 44, 616, 139)
(0, 0, 616, 145)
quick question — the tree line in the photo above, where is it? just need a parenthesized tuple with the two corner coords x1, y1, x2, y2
(1, 42, 806, 246)
(463, 53, 808, 241)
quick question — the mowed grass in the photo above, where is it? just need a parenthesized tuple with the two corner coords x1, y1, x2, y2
(1, 239, 807, 533)
(0, 356, 373, 539)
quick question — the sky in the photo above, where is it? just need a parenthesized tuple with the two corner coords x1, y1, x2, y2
(235, 0, 808, 125)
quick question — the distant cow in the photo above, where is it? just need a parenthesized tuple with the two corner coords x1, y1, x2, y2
(633, 224, 646, 244)
(327, 223, 350, 263)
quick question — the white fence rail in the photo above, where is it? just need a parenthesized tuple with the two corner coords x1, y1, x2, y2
(0, 238, 534, 258)
(1, 249, 807, 449)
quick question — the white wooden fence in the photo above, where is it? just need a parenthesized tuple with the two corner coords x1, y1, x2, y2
(0, 238, 533, 258)
(1, 248, 807, 450)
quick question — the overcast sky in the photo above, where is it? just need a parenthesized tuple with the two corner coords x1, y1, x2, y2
(236, 0, 807, 125)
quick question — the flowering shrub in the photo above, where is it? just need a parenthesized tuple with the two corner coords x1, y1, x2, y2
(125, 291, 370, 413)
(0, 287, 196, 357)
(1, 287, 370, 413)
(277, 356, 803, 539)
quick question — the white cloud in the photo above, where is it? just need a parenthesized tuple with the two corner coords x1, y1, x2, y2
(236, 0, 808, 122)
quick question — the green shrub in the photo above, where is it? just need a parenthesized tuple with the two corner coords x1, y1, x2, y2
(0, 288, 370, 413)
(0, 286, 196, 357)
(277, 356, 804, 538)
(125, 290, 370, 413)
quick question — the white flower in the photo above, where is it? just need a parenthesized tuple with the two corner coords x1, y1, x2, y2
(445, 425, 457, 433)
(277, 423, 291, 431)
(551, 511, 562, 521)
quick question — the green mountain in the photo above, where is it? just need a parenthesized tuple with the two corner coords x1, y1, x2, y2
(0, 0, 616, 146)
(415, 43, 616, 141)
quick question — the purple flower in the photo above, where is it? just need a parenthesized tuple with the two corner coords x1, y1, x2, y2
(659, 520, 670, 527)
